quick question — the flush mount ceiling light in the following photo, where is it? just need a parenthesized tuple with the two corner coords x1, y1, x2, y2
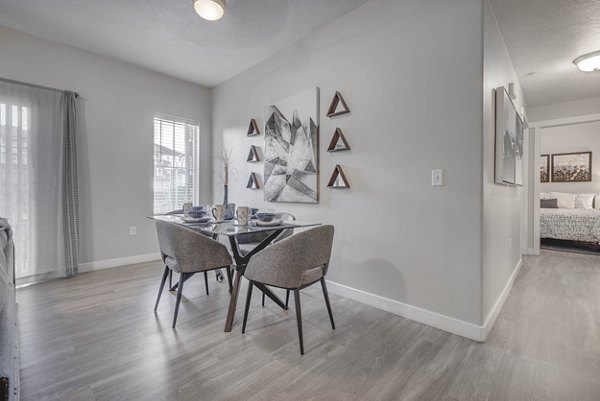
(193, 0, 225, 21)
(573, 50, 600, 72)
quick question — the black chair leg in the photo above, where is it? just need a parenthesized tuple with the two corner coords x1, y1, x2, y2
(154, 266, 170, 312)
(294, 289, 304, 355)
(262, 292, 265, 307)
(225, 266, 233, 293)
(204, 271, 209, 295)
(320, 277, 335, 330)
(285, 290, 290, 310)
(173, 273, 186, 328)
(168, 270, 173, 289)
(242, 280, 254, 333)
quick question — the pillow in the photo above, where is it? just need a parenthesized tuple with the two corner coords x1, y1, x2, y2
(595, 194, 600, 210)
(540, 199, 558, 208)
(550, 192, 576, 209)
(574, 193, 595, 209)
(540, 192, 552, 200)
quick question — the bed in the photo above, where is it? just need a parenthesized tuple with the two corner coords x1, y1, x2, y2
(540, 208, 600, 244)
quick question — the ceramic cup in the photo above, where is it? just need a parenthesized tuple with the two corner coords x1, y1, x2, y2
(212, 205, 226, 222)
(236, 206, 250, 226)
(182, 202, 193, 217)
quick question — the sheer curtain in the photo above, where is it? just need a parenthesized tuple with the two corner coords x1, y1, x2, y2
(0, 79, 79, 284)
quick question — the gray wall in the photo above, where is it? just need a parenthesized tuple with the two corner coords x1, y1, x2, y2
(0, 26, 213, 264)
(212, 0, 484, 325)
(482, 0, 526, 324)
(540, 120, 600, 194)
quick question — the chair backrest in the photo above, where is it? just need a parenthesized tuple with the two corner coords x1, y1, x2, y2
(244, 225, 334, 289)
(155, 220, 232, 273)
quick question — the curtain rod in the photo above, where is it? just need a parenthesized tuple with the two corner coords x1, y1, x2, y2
(0, 77, 79, 98)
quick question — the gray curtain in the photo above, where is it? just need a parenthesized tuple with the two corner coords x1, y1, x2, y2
(63, 92, 79, 277)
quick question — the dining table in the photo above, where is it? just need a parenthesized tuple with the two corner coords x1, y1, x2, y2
(148, 214, 320, 332)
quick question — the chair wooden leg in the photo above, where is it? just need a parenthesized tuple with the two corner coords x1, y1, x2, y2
(242, 280, 254, 333)
(204, 271, 209, 295)
(225, 266, 233, 293)
(173, 273, 186, 328)
(285, 290, 290, 310)
(262, 292, 265, 307)
(294, 289, 304, 355)
(320, 277, 335, 330)
(154, 266, 170, 312)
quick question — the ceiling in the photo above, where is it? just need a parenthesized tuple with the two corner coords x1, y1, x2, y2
(491, 0, 600, 108)
(0, 0, 370, 87)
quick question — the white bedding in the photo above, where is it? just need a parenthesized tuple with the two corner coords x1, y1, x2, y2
(540, 208, 600, 243)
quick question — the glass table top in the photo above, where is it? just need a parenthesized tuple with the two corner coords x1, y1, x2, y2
(148, 215, 320, 237)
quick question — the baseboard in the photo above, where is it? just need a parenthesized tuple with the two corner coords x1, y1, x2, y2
(326, 280, 484, 341)
(480, 258, 522, 341)
(78, 253, 161, 273)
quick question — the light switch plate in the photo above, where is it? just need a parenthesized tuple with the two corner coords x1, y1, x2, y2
(129, 226, 137, 236)
(432, 169, 443, 186)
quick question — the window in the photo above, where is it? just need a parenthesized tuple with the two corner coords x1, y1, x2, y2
(153, 115, 199, 214)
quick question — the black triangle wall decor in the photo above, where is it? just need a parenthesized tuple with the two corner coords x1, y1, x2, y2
(247, 119, 260, 136)
(247, 173, 261, 189)
(326, 91, 350, 118)
(327, 128, 351, 152)
(247, 146, 260, 163)
(327, 165, 350, 188)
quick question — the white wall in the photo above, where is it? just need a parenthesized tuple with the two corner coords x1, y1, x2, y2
(212, 0, 485, 332)
(0, 26, 212, 266)
(540, 120, 600, 194)
(529, 96, 600, 122)
(481, 0, 526, 330)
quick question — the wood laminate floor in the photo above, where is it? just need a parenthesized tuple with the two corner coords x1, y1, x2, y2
(17, 250, 600, 401)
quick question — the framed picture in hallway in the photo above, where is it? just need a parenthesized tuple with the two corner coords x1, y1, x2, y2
(494, 86, 524, 186)
(540, 154, 549, 183)
(551, 152, 592, 182)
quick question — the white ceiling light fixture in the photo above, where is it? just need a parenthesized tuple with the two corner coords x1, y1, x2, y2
(573, 50, 600, 72)
(193, 0, 225, 21)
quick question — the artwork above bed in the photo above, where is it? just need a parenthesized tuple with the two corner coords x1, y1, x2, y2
(551, 152, 592, 183)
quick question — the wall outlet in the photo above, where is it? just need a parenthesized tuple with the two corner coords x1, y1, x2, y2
(509, 238, 512, 248)
(432, 169, 444, 186)
(129, 226, 137, 236)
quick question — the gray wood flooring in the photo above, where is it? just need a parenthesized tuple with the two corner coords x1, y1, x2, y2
(17, 250, 600, 400)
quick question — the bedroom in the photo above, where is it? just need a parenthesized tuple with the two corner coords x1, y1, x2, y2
(537, 117, 600, 254)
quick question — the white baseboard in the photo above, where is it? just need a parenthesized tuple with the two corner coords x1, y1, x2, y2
(79, 253, 161, 273)
(326, 280, 484, 341)
(480, 258, 522, 341)
(327, 257, 523, 343)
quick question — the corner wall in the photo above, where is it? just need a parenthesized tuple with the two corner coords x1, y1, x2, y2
(212, 0, 485, 335)
(481, 0, 526, 337)
(0, 26, 213, 266)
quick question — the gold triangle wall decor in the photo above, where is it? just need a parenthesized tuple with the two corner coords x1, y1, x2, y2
(327, 165, 350, 188)
(247, 146, 260, 162)
(326, 91, 350, 118)
(247, 119, 260, 136)
(327, 128, 351, 152)
(247, 173, 261, 189)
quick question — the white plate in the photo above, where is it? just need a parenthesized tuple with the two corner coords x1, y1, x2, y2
(182, 216, 211, 223)
(252, 219, 283, 227)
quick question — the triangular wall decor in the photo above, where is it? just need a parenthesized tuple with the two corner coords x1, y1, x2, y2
(247, 146, 260, 162)
(247, 119, 260, 136)
(247, 173, 261, 189)
(327, 128, 351, 152)
(327, 165, 350, 188)
(326, 91, 350, 118)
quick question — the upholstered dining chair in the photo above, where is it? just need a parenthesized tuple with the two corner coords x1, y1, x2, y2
(154, 220, 233, 328)
(241, 225, 335, 355)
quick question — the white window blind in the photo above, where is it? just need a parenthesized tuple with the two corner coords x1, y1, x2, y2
(153, 116, 199, 214)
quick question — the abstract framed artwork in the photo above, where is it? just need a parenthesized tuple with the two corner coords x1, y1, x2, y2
(551, 152, 592, 182)
(494, 86, 524, 186)
(540, 154, 549, 183)
(263, 88, 319, 203)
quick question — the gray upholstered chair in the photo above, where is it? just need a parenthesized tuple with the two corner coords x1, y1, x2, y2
(154, 220, 233, 328)
(242, 225, 335, 355)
